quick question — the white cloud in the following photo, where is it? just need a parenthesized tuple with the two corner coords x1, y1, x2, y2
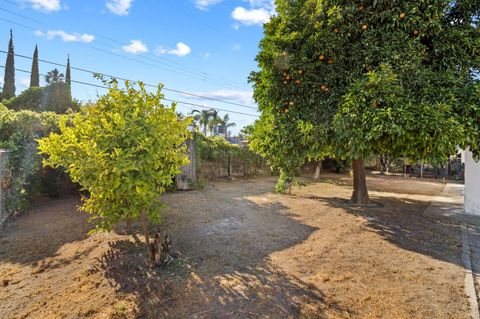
(156, 42, 191, 57)
(121, 40, 148, 54)
(232, 43, 242, 50)
(231, 7, 271, 25)
(194, 0, 223, 10)
(106, 0, 134, 16)
(35, 30, 95, 43)
(24, 0, 61, 12)
(183, 90, 254, 105)
(231, 0, 275, 27)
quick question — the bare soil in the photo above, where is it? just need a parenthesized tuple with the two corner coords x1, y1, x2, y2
(0, 174, 469, 318)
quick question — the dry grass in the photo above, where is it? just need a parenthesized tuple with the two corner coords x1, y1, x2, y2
(0, 174, 469, 318)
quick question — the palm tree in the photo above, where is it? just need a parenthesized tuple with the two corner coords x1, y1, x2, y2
(191, 109, 216, 136)
(45, 68, 64, 84)
(207, 109, 221, 135)
(219, 114, 236, 131)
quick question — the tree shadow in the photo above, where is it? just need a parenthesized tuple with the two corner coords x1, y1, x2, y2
(99, 239, 347, 318)
(97, 183, 349, 318)
(300, 193, 464, 267)
(0, 195, 91, 266)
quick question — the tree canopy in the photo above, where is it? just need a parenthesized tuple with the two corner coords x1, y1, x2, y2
(250, 0, 480, 203)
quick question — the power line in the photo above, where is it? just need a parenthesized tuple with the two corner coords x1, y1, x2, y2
(0, 15, 245, 91)
(0, 2, 249, 89)
(0, 65, 259, 118)
(0, 16, 245, 91)
(0, 50, 257, 110)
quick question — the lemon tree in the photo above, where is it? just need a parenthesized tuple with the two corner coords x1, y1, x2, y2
(38, 80, 191, 262)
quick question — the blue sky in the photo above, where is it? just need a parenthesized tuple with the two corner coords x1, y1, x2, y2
(0, 0, 274, 132)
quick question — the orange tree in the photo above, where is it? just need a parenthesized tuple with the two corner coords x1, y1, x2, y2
(250, 0, 479, 203)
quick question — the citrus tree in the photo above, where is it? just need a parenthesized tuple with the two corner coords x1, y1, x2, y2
(38, 80, 191, 263)
(251, 0, 479, 204)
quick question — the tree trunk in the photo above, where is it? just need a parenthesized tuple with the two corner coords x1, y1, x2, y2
(351, 159, 370, 205)
(140, 211, 155, 263)
(379, 155, 384, 175)
(380, 155, 388, 175)
(313, 160, 322, 180)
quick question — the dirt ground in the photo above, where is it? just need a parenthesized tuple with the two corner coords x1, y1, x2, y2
(0, 173, 470, 318)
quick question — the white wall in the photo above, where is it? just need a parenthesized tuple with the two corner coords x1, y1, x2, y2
(465, 151, 480, 215)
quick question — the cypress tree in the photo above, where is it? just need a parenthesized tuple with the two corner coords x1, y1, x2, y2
(65, 55, 71, 101)
(2, 29, 15, 99)
(30, 45, 39, 87)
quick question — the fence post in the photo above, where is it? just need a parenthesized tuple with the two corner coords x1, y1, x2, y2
(175, 138, 196, 190)
(227, 155, 232, 177)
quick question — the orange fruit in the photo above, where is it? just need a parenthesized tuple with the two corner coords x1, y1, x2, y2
(334, 28, 339, 33)
(283, 80, 288, 85)
(297, 69, 303, 74)
(362, 24, 368, 31)
(399, 13, 406, 19)
(295, 79, 301, 85)
(358, 5, 364, 11)
(413, 30, 419, 36)
(328, 59, 334, 65)
(284, 108, 289, 113)
(319, 55, 325, 61)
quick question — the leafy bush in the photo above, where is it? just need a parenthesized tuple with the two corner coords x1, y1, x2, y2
(0, 104, 65, 212)
(3, 86, 82, 114)
(3, 87, 42, 111)
(38, 81, 191, 264)
(195, 134, 269, 180)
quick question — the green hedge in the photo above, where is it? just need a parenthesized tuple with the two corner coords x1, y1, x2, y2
(0, 104, 69, 212)
(3, 87, 81, 113)
(195, 134, 269, 179)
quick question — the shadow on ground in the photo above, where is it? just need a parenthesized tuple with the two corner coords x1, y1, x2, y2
(300, 192, 463, 267)
(98, 179, 347, 318)
(0, 196, 90, 267)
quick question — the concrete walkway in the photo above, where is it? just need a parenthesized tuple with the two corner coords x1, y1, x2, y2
(424, 183, 480, 319)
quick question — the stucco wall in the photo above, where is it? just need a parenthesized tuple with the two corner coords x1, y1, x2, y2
(465, 151, 480, 215)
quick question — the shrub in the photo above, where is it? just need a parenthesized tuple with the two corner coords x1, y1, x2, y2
(0, 104, 65, 212)
(38, 81, 191, 264)
(3, 86, 82, 114)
